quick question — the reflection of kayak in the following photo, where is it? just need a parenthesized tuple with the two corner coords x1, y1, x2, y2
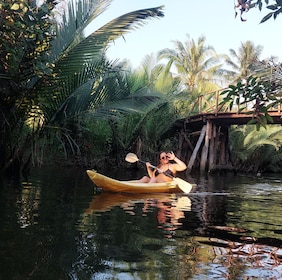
(85, 192, 192, 214)
(86, 170, 187, 193)
(85, 192, 172, 213)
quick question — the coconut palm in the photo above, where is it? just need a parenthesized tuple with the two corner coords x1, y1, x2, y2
(92, 55, 181, 160)
(225, 40, 263, 82)
(221, 42, 281, 128)
(132, 53, 181, 95)
(158, 35, 227, 96)
(0, 0, 165, 176)
(36, 2, 166, 164)
(157, 35, 231, 117)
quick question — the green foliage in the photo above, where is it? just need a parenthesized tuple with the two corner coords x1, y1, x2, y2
(0, 0, 54, 80)
(220, 75, 280, 129)
(36, 3, 165, 163)
(80, 119, 112, 157)
(135, 53, 181, 95)
(224, 41, 263, 82)
(93, 80, 178, 159)
(158, 35, 225, 94)
(230, 125, 282, 172)
(84, 56, 182, 161)
(0, 0, 56, 175)
(255, 0, 282, 23)
(236, 1, 282, 23)
(0, 0, 165, 175)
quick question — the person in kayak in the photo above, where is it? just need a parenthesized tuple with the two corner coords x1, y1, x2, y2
(139, 151, 187, 183)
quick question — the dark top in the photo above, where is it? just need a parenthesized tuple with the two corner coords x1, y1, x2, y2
(155, 165, 175, 178)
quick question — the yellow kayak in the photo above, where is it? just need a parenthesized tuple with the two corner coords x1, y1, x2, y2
(86, 170, 184, 193)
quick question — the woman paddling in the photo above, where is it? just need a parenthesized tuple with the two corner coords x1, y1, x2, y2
(139, 151, 187, 183)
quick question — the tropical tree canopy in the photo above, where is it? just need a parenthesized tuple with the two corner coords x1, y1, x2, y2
(0, 0, 165, 176)
(158, 35, 227, 95)
(225, 41, 263, 81)
(230, 124, 282, 172)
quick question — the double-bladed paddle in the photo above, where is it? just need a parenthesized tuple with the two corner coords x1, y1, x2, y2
(125, 152, 193, 193)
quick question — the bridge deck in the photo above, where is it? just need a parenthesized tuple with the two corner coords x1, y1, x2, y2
(175, 110, 282, 131)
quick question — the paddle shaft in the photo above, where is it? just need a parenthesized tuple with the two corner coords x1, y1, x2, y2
(138, 159, 174, 179)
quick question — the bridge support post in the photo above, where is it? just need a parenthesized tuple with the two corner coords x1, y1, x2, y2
(200, 120, 211, 173)
(183, 120, 234, 174)
(187, 125, 206, 173)
(208, 122, 217, 171)
(219, 126, 229, 165)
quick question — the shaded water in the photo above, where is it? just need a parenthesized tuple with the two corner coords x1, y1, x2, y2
(1, 167, 282, 279)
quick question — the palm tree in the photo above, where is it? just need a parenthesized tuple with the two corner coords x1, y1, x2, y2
(225, 40, 263, 82)
(133, 53, 181, 95)
(220, 42, 281, 129)
(93, 55, 180, 160)
(158, 35, 226, 96)
(0, 0, 165, 176)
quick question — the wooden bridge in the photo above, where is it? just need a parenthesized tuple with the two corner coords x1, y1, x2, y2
(174, 89, 282, 174)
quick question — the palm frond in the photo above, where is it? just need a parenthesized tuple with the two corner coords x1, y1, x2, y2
(88, 88, 164, 119)
(56, 6, 164, 74)
(39, 5, 165, 125)
(50, 0, 112, 62)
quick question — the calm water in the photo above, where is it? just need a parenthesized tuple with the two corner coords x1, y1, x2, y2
(1, 167, 282, 280)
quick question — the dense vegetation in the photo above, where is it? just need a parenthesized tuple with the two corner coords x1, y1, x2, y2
(1, 0, 282, 179)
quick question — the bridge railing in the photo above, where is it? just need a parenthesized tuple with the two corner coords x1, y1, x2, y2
(189, 88, 282, 115)
(189, 89, 230, 115)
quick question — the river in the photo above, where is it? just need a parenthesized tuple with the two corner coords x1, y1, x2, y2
(1, 167, 282, 279)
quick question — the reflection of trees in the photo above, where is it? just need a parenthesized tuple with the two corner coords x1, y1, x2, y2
(75, 192, 234, 279)
(4, 169, 281, 279)
(17, 182, 41, 228)
(193, 228, 282, 279)
(187, 174, 282, 279)
(0, 168, 92, 280)
(75, 176, 282, 279)
(74, 195, 196, 279)
(0, 182, 54, 279)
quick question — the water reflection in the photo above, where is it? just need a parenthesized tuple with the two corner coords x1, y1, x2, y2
(17, 182, 41, 228)
(74, 192, 195, 279)
(1, 169, 282, 279)
(75, 174, 282, 279)
(84, 192, 192, 239)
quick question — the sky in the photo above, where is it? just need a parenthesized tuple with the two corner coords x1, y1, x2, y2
(85, 0, 282, 68)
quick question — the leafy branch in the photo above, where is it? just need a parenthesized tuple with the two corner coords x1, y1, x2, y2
(255, 0, 282, 23)
(220, 75, 281, 129)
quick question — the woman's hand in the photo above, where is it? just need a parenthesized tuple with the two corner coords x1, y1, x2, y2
(167, 151, 187, 171)
(145, 162, 155, 178)
(145, 162, 151, 168)
(167, 151, 176, 161)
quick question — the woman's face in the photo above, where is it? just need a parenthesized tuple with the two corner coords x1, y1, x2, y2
(159, 152, 168, 163)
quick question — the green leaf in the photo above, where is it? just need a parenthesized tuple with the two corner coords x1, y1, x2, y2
(260, 12, 273, 23)
(265, 113, 274, 123)
(267, 5, 279, 10)
(247, 119, 258, 125)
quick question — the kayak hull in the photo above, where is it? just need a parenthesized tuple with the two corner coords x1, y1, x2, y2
(86, 170, 183, 193)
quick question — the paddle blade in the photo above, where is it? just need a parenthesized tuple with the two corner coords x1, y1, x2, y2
(173, 177, 193, 193)
(125, 153, 139, 163)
